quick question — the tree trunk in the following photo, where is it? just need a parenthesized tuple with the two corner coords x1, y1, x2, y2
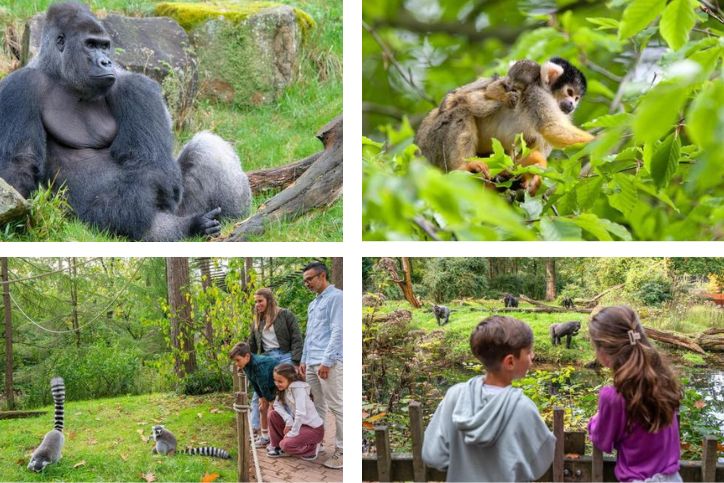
(198, 257, 214, 346)
(166, 258, 197, 377)
(332, 258, 343, 290)
(227, 115, 343, 241)
(698, 328, 724, 352)
(545, 258, 556, 301)
(376, 258, 421, 308)
(2, 258, 15, 410)
(69, 258, 80, 347)
(243, 258, 253, 291)
(518, 295, 591, 313)
(574, 284, 625, 308)
(246, 152, 321, 194)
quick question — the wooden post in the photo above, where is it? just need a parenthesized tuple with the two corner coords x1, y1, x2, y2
(375, 425, 392, 482)
(233, 367, 250, 483)
(552, 408, 565, 482)
(591, 445, 603, 482)
(409, 401, 425, 482)
(701, 436, 717, 482)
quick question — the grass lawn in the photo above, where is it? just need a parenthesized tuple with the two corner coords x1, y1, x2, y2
(0, 0, 342, 242)
(0, 392, 237, 482)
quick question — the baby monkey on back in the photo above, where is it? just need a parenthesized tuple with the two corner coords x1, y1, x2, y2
(416, 57, 593, 194)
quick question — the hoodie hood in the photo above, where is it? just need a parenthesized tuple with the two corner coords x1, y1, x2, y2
(451, 376, 523, 447)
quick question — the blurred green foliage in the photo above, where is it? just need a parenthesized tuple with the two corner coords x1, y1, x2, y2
(363, 0, 724, 240)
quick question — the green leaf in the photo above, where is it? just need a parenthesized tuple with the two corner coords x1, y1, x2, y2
(660, 0, 698, 51)
(608, 174, 639, 217)
(583, 112, 633, 129)
(686, 79, 724, 148)
(577, 177, 605, 210)
(586, 17, 620, 30)
(539, 217, 583, 240)
(586, 79, 617, 99)
(633, 81, 691, 144)
(618, 0, 667, 40)
(520, 196, 543, 221)
(569, 214, 614, 241)
(687, 44, 723, 83)
(362, 136, 383, 159)
(598, 219, 633, 240)
(649, 133, 681, 190)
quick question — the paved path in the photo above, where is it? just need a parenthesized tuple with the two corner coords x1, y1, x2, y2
(252, 412, 342, 482)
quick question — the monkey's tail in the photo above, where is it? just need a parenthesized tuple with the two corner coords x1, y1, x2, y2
(180, 447, 231, 459)
(539, 120, 595, 148)
(50, 377, 65, 432)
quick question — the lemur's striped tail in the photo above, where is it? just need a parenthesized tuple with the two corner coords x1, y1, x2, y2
(181, 447, 231, 459)
(50, 377, 65, 432)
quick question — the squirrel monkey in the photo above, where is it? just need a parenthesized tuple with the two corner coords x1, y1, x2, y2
(416, 57, 594, 194)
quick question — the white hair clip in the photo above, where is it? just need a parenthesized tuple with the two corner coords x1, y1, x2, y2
(628, 329, 641, 345)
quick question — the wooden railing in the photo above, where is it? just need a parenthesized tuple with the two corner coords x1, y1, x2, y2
(231, 367, 250, 482)
(362, 402, 723, 482)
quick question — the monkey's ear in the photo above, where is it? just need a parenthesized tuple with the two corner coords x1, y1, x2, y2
(540, 62, 564, 87)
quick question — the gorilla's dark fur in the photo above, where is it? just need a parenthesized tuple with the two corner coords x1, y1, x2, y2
(432, 304, 450, 326)
(550, 321, 581, 349)
(0, 2, 251, 240)
(503, 293, 519, 308)
(561, 297, 575, 309)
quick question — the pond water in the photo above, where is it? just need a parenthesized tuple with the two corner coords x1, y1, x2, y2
(688, 369, 724, 431)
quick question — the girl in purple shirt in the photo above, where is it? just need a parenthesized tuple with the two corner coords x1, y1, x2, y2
(588, 306, 682, 482)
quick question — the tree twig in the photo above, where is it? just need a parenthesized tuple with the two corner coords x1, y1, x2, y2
(582, 58, 623, 82)
(362, 20, 437, 106)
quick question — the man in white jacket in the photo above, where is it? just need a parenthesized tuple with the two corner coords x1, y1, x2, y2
(422, 316, 555, 482)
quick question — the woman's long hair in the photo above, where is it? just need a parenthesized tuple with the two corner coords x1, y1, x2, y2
(255, 288, 281, 331)
(589, 305, 681, 432)
(274, 363, 301, 403)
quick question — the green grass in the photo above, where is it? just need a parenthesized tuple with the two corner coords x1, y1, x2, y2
(0, 392, 237, 482)
(0, 0, 342, 242)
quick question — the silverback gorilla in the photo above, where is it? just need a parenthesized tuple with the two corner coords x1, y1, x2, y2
(0, 2, 251, 240)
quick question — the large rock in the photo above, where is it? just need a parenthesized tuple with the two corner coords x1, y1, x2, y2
(0, 178, 30, 225)
(21, 13, 197, 117)
(155, 2, 314, 106)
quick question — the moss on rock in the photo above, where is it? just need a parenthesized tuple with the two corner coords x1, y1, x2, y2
(154, 1, 315, 38)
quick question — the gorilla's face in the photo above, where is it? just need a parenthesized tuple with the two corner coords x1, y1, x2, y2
(56, 19, 115, 98)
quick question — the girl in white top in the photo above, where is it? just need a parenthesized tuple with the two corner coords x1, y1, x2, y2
(267, 363, 325, 460)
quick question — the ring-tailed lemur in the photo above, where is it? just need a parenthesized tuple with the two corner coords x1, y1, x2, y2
(151, 425, 231, 459)
(28, 377, 65, 472)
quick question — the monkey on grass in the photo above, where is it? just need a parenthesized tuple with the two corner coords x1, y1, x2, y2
(151, 425, 231, 459)
(503, 293, 519, 308)
(415, 57, 594, 194)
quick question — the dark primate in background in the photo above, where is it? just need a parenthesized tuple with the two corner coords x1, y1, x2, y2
(550, 321, 581, 349)
(561, 297, 575, 309)
(0, 2, 251, 241)
(503, 294, 519, 308)
(432, 304, 450, 326)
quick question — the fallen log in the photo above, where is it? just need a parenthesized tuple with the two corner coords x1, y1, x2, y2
(698, 328, 724, 352)
(643, 326, 706, 354)
(0, 410, 47, 420)
(246, 151, 321, 195)
(226, 115, 342, 241)
(517, 295, 592, 313)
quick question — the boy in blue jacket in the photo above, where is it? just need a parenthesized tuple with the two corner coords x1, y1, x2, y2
(230, 342, 277, 447)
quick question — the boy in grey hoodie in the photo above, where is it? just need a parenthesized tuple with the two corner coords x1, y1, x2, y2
(422, 316, 555, 482)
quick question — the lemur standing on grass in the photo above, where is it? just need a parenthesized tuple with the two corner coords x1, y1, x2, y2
(28, 377, 65, 472)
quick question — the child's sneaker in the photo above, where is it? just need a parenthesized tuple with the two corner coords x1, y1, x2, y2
(301, 443, 323, 461)
(254, 435, 270, 447)
(267, 446, 286, 458)
(322, 449, 343, 469)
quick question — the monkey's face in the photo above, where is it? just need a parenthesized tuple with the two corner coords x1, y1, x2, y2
(151, 425, 164, 441)
(552, 84, 584, 115)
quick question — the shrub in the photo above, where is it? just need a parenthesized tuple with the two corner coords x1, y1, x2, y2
(179, 368, 233, 395)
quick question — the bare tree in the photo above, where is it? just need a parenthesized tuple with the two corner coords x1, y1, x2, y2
(2, 258, 15, 409)
(545, 258, 557, 301)
(166, 258, 197, 377)
(377, 257, 421, 308)
(69, 257, 80, 347)
(198, 257, 214, 345)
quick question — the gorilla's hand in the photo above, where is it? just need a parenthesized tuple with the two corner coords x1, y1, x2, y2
(153, 171, 183, 212)
(189, 207, 222, 238)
